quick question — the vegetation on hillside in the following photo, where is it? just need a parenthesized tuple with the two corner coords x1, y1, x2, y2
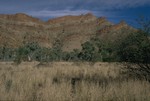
(0, 22, 149, 64)
(0, 18, 149, 83)
(0, 16, 150, 101)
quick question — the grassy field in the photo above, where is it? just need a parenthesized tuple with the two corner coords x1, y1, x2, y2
(0, 62, 150, 101)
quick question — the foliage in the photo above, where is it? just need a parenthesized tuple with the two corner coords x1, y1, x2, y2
(14, 42, 40, 64)
(51, 39, 63, 61)
(117, 18, 150, 81)
(0, 21, 149, 66)
(137, 16, 150, 35)
(78, 41, 95, 61)
(117, 30, 150, 63)
(0, 46, 16, 61)
(62, 49, 80, 61)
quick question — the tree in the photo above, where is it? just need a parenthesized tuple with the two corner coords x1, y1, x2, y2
(50, 38, 63, 61)
(89, 37, 119, 62)
(117, 19, 150, 81)
(137, 16, 150, 35)
(14, 42, 40, 64)
(0, 46, 16, 61)
(78, 41, 95, 61)
(62, 49, 80, 61)
(34, 47, 51, 62)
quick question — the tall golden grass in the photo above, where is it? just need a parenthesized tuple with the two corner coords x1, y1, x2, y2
(0, 62, 150, 101)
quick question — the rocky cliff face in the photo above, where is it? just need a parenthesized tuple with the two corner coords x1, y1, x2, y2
(0, 13, 135, 51)
(0, 13, 42, 23)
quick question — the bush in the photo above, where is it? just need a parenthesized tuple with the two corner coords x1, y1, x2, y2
(78, 41, 95, 61)
(117, 28, 150, 81)
(0, 47, 16, 61)
(14, 42, 40, 64)
(117, 31, 150, 63)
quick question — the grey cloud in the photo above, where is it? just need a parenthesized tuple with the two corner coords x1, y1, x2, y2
(36, 0, 150, 12)
(0, 0, 150, 13)
(0, 0, 149, 21)
(28, 9, 97, 18)
(101, 0, 150, 8)
(27, 9, 118, 20)
(37, 0, 150, 9)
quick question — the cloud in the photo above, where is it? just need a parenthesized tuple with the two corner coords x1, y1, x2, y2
(28, 10, 88, 17)
(34, 0, 150, 10)
(0, 0, 149, 23)
(101, 0, 150, 8)
(27, 9, 114, 19)
(1, 0, 150, 12)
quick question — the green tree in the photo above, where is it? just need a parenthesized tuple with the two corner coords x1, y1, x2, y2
(117, 31, 150, 63)
(34, 47, 51, 62)
(79, 41, 95, 61)
(51, 38, 63, 61)
(14, 42, 40, 64)
(0, 46, 16, 61)
(62, 49, 80, 61)
(117, 27, 150, 81)
(89, 38, 118, 62)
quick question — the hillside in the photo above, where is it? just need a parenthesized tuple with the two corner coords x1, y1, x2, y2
(0, 13, 135, 51)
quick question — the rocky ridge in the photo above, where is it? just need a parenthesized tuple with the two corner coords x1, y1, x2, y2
(0, 13, 135, 51)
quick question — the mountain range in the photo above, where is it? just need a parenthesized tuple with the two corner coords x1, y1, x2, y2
(0, 13, 135, 51)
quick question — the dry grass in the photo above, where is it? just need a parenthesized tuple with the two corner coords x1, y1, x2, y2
(0, 62, 150, 101)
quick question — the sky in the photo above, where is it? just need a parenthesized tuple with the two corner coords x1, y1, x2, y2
(0, 0, 150, 26)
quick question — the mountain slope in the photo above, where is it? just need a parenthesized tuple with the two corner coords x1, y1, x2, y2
(0, 13, 135, 51)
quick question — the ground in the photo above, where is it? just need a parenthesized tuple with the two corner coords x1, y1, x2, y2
(0, 62, 150, 101)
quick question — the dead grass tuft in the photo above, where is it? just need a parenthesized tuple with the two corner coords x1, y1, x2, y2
(0, 62, 149, 101)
